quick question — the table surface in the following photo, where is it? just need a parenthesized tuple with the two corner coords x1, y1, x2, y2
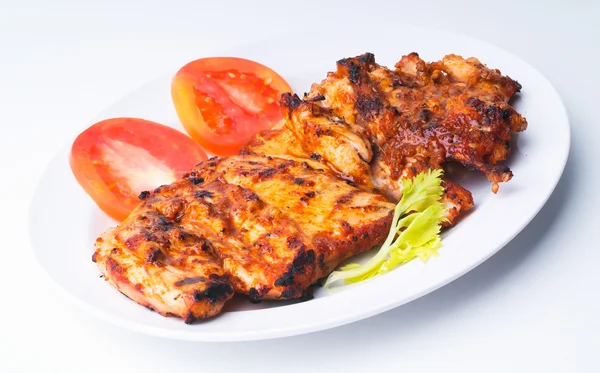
(1, 1, 598, 371)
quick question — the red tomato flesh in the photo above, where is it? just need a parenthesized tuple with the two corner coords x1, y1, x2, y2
(172, 57, 292, 156)
(70, 117, 207, 221)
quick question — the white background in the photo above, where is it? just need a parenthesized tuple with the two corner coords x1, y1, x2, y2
(1, 0, 598, 372)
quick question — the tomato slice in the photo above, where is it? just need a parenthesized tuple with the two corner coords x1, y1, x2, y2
(171, 57, 292, 156)
(70, 118, 208, 221)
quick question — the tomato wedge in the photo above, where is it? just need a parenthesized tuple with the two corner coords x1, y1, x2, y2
(171, 57, 292, 156)
(70, 118, 208, 221)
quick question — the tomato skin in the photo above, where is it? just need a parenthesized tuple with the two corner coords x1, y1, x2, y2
(70, 118, 208, 221)
(171, 57, 292, 156)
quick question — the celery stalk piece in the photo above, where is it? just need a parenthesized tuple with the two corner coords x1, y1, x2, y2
(324, 169, 447, 289)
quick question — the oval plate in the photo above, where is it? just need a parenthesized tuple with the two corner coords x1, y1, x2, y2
(30, 28, 569, 341)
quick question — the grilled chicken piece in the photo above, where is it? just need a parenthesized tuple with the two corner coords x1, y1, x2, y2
(307, 52, 527, 193)
(94, 155, 393, 321)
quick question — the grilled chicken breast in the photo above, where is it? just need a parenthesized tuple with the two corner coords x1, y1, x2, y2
(94, 155, 393, 322)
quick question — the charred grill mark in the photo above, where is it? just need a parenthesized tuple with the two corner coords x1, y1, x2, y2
(337, 56, 370, 85)
(280, 287, 297, 299)
(138, 191, 150, 200)
(178, 230, 198, 243)
(174, 276, 206, 287)
(280, 92, 303, 112)
(335, 190, 359, 206)
(306, 94, 326, 102)
(483, 105, 506, 126)
(317, 253, 325, 268)
(195, 190, 214, 199)
(158, 214, 171, 227)
(257, 168, 277, 180)
(290, 249, 315, 274)
(358, 52, 375, 64)
(138, 230, 158, 245)
(106, 256, 122, 274)
(146, 247, 163, 263)
(193, 281, 233, 305)
(184, 312, 198, 324)
(356, 96, 383, 119)
(466, 97, 485, 113)
(248, 287, 259, 300)
(294, 178, 304, 185)
(188, 177, 205, 185)
(348, 64, 361, 84)
(300, 190, 316, 202)
(274, 272, 294, 287)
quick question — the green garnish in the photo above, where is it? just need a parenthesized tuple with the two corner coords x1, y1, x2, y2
(324, 169, 448, 289)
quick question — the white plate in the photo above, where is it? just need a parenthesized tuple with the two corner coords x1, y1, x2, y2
(30, 27, 569, 341)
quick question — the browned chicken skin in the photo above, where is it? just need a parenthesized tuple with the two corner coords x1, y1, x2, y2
(95, 53, 526, 322)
